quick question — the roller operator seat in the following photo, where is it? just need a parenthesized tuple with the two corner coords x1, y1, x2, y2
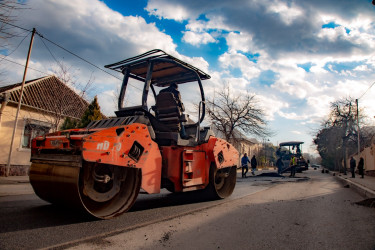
(154, 92, 187, 132)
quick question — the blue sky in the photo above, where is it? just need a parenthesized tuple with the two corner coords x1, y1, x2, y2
(2, 0, 375, 155)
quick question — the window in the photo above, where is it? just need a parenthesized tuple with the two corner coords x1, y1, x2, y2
(21, 121, 50, 149)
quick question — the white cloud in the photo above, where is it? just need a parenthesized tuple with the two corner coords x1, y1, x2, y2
(182, 31, 216, 46)
(226, 32, 254, 53)
(219, 52, 261, 80)
(278, 111, 308, 120)
(258, 95, 288, 121)
(354, 65, 369, 71)
(291, 130, 302, 135)
(265, 0, 304, 25)
(97, 90, 117, 117)
(145, 0, 191, 21)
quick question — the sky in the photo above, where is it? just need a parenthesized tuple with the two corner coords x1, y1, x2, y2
(1, 0, 375, 155)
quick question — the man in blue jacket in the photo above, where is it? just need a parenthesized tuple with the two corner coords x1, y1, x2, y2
(241, 153, 250, 178)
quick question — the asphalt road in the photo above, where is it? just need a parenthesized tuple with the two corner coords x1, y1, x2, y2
(0, 170, 274, 249)
(69, 170, 375, 250)
(1, 170, 374, 249)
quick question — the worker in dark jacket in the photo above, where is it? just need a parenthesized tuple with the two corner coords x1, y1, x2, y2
(358, 157, 364, 178)
(250, 155, 257, 176)
(350, 156, 356, 178)
(276, 157, 284, 175)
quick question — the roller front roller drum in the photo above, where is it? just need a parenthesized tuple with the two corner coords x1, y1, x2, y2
(29, 160, 141, 219)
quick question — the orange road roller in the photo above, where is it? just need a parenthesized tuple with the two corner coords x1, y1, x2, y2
(30, 50, 239, 219)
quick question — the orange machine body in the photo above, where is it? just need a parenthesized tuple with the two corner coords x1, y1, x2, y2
(161, 137, 238, 192)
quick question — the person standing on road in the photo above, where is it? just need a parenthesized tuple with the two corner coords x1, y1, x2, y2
(276, 157, 284, 175)
(241, 153, 250, 178)
(358, 157, 364, 178)
(251, 155, 257, 176)
(289, 155, 297, 177)
(350, 156, 356, 178)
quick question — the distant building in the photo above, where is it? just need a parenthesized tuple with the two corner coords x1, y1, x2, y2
(211, 127, 262, 165)
(237, 136, 261, 159)
(0, 76, 89, 176)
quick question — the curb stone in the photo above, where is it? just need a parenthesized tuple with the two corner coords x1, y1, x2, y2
(334, 175, 375, 199)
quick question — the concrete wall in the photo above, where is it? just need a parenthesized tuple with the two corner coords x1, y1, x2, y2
(0, 105, 56, 175)
(347, 143, 375, 176)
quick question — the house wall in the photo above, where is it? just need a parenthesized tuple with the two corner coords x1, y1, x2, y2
(346, 144, 375, 177)
(0, 105, 57, 175)
(239, 141, 260, 158)
(236, 140, 262, 168)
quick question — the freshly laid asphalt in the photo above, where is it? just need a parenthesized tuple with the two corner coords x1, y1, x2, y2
(0, 167, 374, 199)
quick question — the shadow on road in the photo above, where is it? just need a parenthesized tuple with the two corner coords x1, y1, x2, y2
(131, 190, 217, 212)
(0, 198, 95, 234)
(0, 189, 220, 234)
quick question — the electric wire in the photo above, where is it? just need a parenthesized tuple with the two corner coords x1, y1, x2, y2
(36, 32, 122, 81)
(0, 30, 31, 63)
(358, 81, 375, 100)
(0, 21, 152, 99)
(0, 56, 49, 75)
(0, 20, 31, 32)
(1, 21, 123, 81)
(37, 34, 63, 68)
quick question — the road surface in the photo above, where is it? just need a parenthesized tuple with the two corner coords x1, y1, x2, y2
(0, 170, 374, 249)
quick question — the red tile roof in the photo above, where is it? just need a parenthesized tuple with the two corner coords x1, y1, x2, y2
(0, 75, 89, 119)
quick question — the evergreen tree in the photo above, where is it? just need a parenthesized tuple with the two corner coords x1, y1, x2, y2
(79, 96, 103, 128)
(60, 117, 78, 130)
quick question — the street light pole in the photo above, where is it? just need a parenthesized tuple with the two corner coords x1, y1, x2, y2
(263, 138, 267, 168)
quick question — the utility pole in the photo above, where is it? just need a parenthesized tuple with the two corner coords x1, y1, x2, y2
(5, 28, 36, 177)
(356, 99, 360, 160)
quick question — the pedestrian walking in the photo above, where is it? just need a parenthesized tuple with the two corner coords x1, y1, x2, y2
(358, 157, 364, 178)
(289, 155, 297, 177)
(276, 157, 284, 175)
(350, 156, 356, 178)
(251, 155, 257, 176)
(241, 153, 250, 178)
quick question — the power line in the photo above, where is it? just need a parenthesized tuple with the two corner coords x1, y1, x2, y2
(36, 32, 123, 81)
(0, 30, 31, 63)
(37, 34, 62, 68)
(0, 56, 49, 75)
(1, 22, 150, 96)
(1, 21, 123, 80)
(0, 20, 31, 33)
(358, 81, 375, 100)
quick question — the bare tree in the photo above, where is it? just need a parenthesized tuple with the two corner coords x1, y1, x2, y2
(34, 64, 95, 131)
(314, 97, 367, 171)
(0, 1, 27, 84)
(206, 86, 269, 144)
(0, 0, 26, 49)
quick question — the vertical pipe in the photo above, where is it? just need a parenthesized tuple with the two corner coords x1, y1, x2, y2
(142, 61, 154, 110)
(5, 28, 36, 177)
